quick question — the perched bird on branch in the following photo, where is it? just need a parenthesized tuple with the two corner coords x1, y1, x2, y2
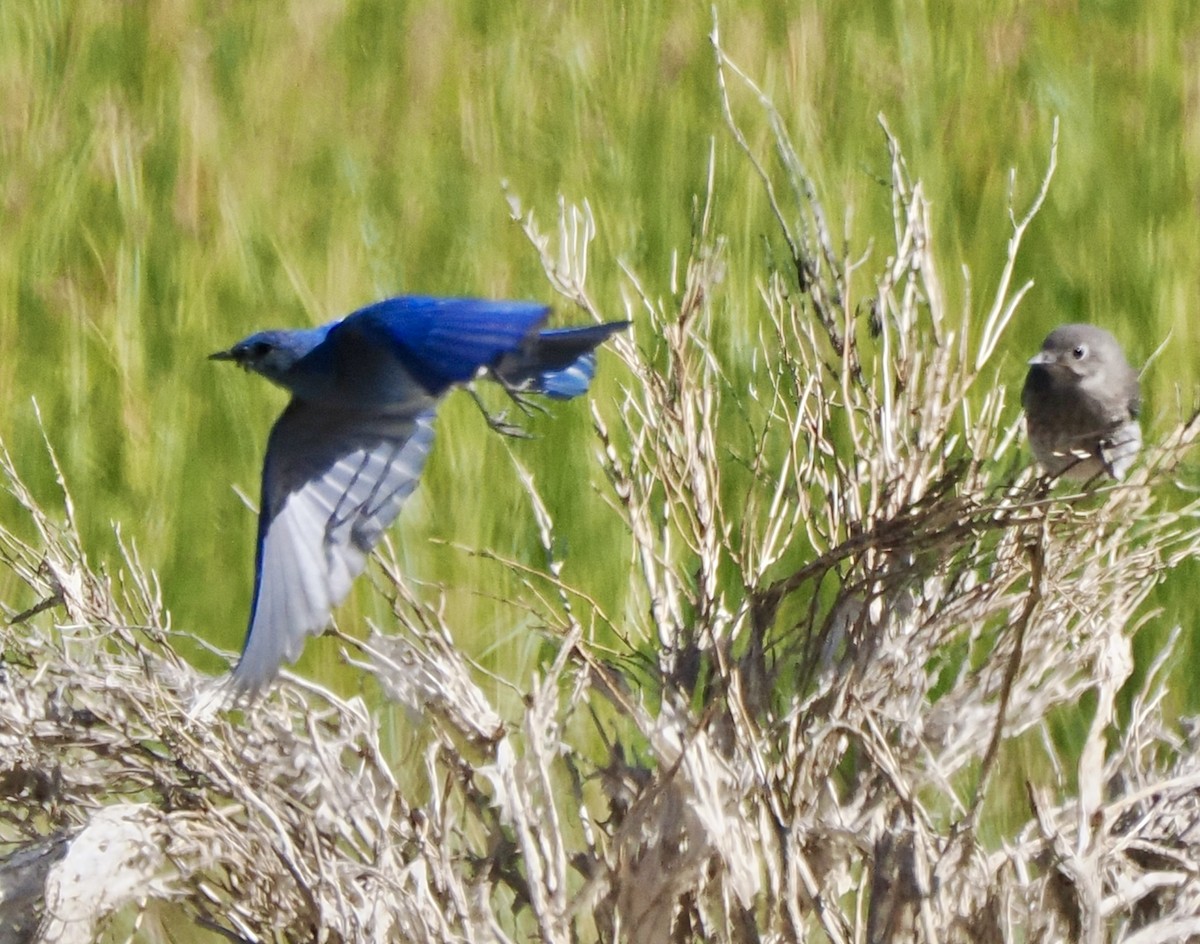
(211, 295, 627, 693)
(1022, 323, 1141, 481)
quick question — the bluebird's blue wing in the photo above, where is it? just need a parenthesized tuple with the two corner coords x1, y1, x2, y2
(231, 401, 437, 693)
(340, 296, 553, 395)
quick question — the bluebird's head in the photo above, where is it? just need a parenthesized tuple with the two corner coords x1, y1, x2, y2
(210, 329, 325, 388)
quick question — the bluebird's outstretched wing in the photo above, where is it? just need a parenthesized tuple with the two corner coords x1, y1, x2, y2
(231, 403, 435, 693)
(336, 297, 628, 399)
(341, 296, 554, 395)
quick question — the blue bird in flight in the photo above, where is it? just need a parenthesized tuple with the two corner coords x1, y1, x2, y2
(211, 295, 627, 693)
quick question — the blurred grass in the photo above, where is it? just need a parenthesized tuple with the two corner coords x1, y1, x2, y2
(2, 0, 1199, 714)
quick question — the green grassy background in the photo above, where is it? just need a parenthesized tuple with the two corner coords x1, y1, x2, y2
(3, 0, 1199, 729)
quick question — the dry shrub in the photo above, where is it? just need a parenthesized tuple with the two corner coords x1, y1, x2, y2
(4, 25, 1200, 944)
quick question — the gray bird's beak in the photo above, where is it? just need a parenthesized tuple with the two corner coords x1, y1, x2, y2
(209, 348, 237, 362)
(1027, 350, 1055, 367)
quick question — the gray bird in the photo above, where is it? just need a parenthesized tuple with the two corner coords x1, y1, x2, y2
(1022, 323, 1141, 480)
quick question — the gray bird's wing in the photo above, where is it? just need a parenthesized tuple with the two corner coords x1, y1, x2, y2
(231, 400, 437, 693)
(1099, 419, 1142, 480)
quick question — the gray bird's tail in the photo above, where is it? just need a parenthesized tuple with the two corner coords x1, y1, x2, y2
(495, 321, 628, 400)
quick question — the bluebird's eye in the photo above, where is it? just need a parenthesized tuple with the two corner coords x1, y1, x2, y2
(248, 341, 273, 359)
(1072, 345, 1087, 360)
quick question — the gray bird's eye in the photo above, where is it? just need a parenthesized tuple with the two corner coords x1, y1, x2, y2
(1072, 345, 1087, 360)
